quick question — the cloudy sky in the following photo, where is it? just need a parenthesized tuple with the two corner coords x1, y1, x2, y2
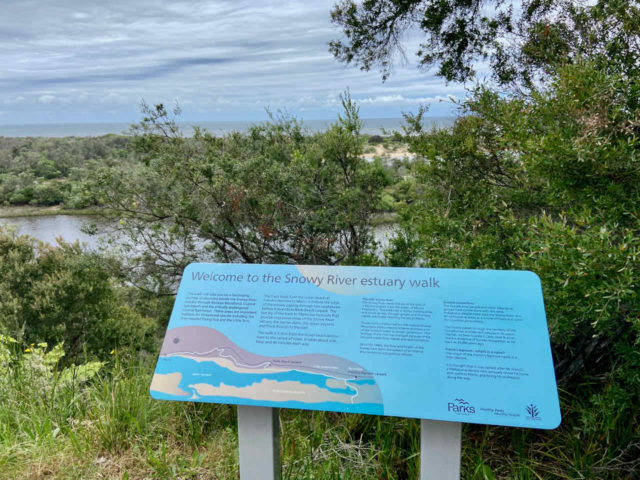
(1, 0, 467, 125)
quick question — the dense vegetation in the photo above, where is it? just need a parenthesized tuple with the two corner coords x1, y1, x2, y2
(1, 81, 637, 477)
(0, 135, 131, 208)
(1, 0, 639, 478)
(0, 229, 157, 361)
(89, 97, 393, 293)
(330, 0, 640, 477)
(387, 61, 640, 478)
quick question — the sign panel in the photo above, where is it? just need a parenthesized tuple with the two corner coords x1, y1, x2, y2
(151, 264, 561, 429)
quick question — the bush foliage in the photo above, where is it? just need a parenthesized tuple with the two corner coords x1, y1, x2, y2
(0, 228, 156, 361)
(0, 135, 132, 208)
(388, 60, 639, 476)
(90, 96, 391, 293)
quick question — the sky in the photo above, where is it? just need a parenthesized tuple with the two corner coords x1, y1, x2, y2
(0, 0, 467, 125)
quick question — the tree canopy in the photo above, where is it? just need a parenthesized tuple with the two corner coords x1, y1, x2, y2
(91, 96, 391, 294)
(330, 0, 640, 86)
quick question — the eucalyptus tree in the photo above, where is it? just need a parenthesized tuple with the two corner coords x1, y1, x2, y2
(91, 96, 390, 294)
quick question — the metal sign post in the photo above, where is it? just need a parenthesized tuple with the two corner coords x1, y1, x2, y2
(237, 406, 280, 480)
(420, 420, 462, 480)
(236, 407, 461, 480)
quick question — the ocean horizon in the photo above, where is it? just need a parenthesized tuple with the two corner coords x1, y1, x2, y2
(0, 116, 455, 138)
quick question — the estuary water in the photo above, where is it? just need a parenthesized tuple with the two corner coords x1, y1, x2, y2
(0, 215, 396, 254)
(0, 215, 105, 249)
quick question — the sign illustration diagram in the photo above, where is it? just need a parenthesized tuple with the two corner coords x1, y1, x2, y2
(152, 325, 384, 413)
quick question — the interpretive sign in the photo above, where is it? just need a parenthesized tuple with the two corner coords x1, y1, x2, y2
(151, 263, 561, 429)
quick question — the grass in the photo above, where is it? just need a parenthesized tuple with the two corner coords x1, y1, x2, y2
(1, 347, 637, 479)
(0, 351, 239, 480)
(0, 347, 423, 479)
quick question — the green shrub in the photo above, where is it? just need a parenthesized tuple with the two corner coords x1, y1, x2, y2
(0, 228, 157, 361)
(31, 181, 66, 206)
(90, 96, 391, 293)
(8, 187, 33, 205)
(35, 157, 61, 179)
(390, 61, 640, 477)
(63, 181, 98, 209)
(0, 336, 103, 402)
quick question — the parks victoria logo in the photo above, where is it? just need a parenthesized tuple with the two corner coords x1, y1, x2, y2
(448, 398, 475, 415)
(526, 404, 541, 421)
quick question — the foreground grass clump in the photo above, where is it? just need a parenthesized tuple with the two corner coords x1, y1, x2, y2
(0, 338, 422, 480)
(0, 340, 238, 480)
(2, 335, 636, 480)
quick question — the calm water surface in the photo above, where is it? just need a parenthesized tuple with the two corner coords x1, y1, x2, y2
(0, 215, 396, 253)
(0, 215, 106, 249)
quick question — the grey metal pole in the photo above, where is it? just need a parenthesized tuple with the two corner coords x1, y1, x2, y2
(237, 406, 280, 480)
(420, 420, 462, 480)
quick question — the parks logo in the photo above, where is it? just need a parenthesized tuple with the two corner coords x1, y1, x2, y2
(448, 398, 475, 415)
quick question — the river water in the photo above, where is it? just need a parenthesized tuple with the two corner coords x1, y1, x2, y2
(0, 215, 105, 249)
(0, 215, 396, 255)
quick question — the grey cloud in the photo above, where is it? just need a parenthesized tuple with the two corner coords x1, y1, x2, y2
(0, 0, 460, 123)
(1, 56, 238, 89)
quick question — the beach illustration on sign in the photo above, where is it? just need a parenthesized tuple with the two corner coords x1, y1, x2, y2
(150, 326, 384, 414)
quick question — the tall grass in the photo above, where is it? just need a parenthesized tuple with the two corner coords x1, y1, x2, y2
(0, 340, 637, 479)
(0, 338, 423, 479)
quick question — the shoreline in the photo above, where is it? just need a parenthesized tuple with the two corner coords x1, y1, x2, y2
(370, 212, 397, 226)
(0, 205, 100, 218)
(0, 204, 396, 228)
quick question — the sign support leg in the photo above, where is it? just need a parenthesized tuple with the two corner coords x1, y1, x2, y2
(237, 406, 280, 480)
(420, 420, 462, 480)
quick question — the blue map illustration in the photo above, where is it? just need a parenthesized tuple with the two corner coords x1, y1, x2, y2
(150, 326, 384, 414)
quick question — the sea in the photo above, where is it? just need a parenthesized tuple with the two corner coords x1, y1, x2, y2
(0, 117, 455, 138)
